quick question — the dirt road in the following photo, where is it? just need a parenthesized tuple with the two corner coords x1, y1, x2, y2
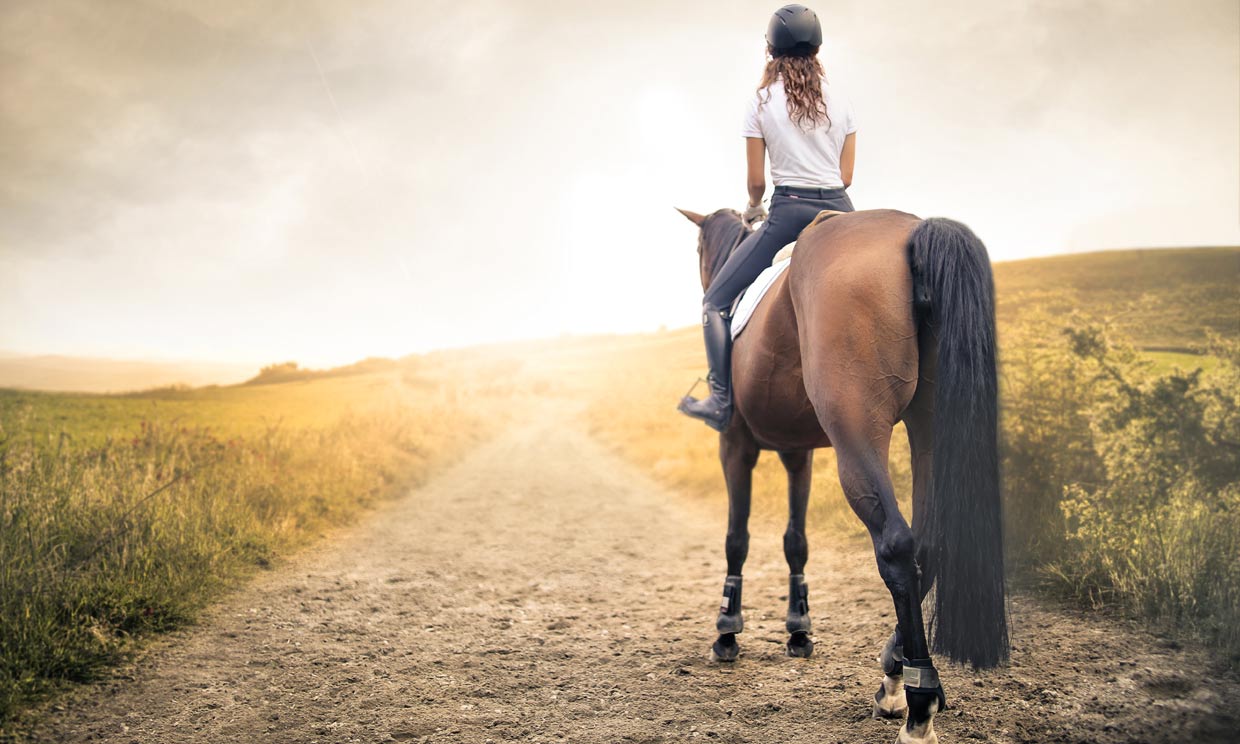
(30, 402, 1239, 743)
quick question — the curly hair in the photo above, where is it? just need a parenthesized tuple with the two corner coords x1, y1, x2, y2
(757, 46, 830, 130)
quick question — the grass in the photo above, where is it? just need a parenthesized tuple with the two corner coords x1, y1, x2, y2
(1144, 350, 1221, 375)
(0, 363, 452, 446)
(992, 246, 1239, 350)
(0, 360, 495, 725)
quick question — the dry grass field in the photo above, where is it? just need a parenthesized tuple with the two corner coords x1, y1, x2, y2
(0, 358, 513, 721)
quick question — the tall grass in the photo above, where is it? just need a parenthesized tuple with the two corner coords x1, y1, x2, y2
(0, 375, 483, 722)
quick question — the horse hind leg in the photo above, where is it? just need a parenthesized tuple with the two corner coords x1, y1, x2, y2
(710, 425, 759, 662)
(831, 422, 943, 744)
(876, 392, 937, 720)
(778, 449, 814, 658)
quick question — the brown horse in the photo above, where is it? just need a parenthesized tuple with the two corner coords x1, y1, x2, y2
(676, 207, 1007, 744)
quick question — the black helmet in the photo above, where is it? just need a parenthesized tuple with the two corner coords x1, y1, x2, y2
(766, 4, 822, 55)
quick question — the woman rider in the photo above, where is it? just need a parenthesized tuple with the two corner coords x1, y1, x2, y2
(679, 4, 856, 431)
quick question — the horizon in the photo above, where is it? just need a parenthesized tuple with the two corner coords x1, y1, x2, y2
(2, 243, 1237, 373)
(3, 1, 1238, 368)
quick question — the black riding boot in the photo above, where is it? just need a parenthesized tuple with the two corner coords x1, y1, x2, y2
(678, 307, 733, 432)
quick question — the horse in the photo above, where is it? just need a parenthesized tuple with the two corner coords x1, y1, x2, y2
(675, 206, 1007, 744)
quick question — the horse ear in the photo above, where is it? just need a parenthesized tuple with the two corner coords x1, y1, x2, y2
(675, 207, 706, 227)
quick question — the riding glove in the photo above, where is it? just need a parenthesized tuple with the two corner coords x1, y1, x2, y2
(742, 202, 767, 227)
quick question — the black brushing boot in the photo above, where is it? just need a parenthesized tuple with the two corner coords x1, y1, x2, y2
(678, 307, 733, 432)
(902, 658, 947, 742)
(785, 573, 814, 657)
(716, 575, 744, 634)
(711, 575, 743, 662)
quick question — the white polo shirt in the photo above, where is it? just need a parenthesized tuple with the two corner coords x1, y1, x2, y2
(741, 78, 856, 188)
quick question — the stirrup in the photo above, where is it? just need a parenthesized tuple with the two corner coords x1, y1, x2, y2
(677, 377, 732, 431)
(677, 395, 732, 431)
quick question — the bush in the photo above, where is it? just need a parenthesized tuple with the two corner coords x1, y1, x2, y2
(999, 311, 1103, 566)
(1052, 330, 1239, 657)
(1001, 311, 1240, 664)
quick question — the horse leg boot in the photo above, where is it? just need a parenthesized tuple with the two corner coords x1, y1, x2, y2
(785, 574, 812, 657)
(778, 450, 814, 657)
(712, 425, 758, 661)
(678, 307, 733, 432)
(713, 575, 743, 661)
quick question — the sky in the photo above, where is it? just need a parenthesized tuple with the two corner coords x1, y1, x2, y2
(2, 0, 1238, 368)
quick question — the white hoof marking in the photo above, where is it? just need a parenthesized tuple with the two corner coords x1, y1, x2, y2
(897, 720, 938, 744)
(873, 674, 907, 718)
(896, 696, 940, 744)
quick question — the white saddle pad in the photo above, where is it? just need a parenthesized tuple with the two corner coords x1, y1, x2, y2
(730, 245, 794, 341)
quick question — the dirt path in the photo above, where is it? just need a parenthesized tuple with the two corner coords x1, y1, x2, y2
(30, 401, 1239, 744)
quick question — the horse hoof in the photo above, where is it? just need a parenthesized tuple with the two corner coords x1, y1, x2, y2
(872, 675, 908, 719)
(710, 634, 740, 662)
(785, 631, 814, 658)
(896, 722, 938, 744)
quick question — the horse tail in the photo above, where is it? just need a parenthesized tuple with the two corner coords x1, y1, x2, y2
(908, 217, 1008, 669)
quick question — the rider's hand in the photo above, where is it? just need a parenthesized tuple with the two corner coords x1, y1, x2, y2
(742, 202, 767, 227)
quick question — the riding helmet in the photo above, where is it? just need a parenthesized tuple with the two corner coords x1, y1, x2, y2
(766, 4, 822, 55)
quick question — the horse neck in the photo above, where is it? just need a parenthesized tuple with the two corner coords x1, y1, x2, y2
(704, 216, 747, 284)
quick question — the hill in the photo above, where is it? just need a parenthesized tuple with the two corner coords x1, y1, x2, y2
(0, 353, 255, 393)
(992, 246, 1238, 350)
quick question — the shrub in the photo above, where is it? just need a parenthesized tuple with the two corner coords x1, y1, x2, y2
(1051, 330, 1240, 660)
(999, 311, 1103, 566)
